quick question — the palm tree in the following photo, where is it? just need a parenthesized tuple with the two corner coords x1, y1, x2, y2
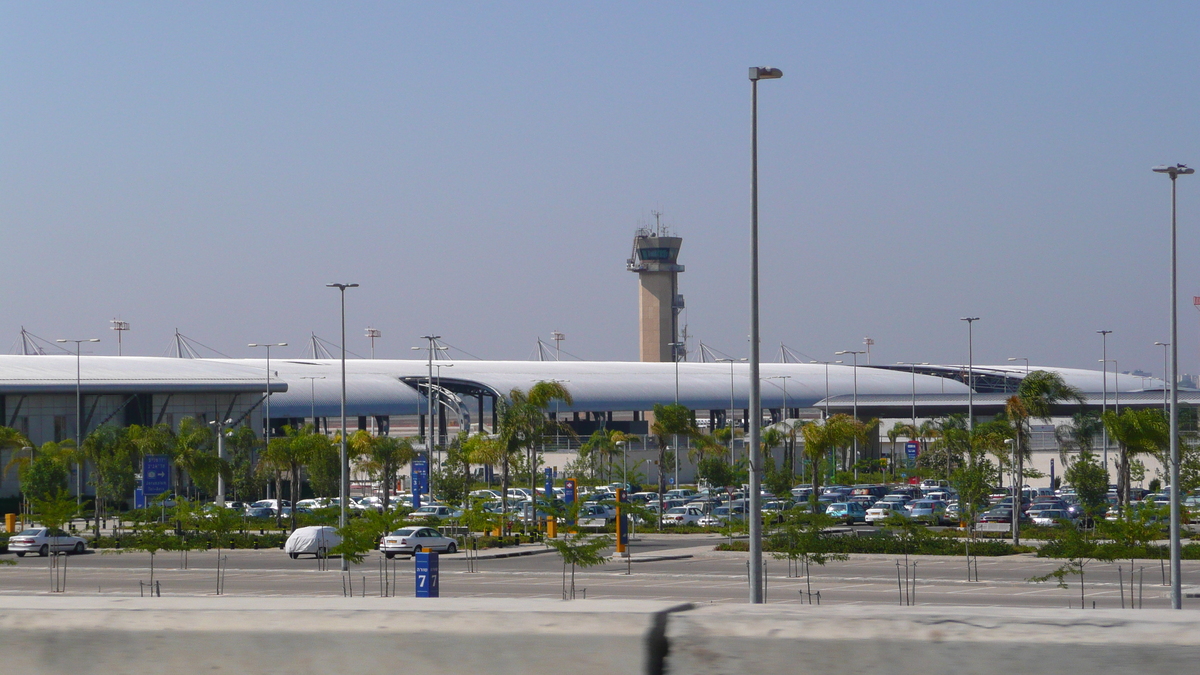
(651, 403, 695, 527)
(264, 425, 323, 532)
(80, 425, 136, 536)
(888, 422, 918, 479)
(800, 414, 870, 507)
(360, 434, 413, 511)
(494, 381, 573, 529)
(1, 426, 34, 483)
(1010, 370, 1084, 497)
(173, 417, 222, 500)
(1102, 408, 1169, 507)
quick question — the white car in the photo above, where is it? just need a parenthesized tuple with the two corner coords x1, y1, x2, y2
(407, 505, 461, 521)
(379, 527, 458, 558)
(865, 502, 908, 524)
(284, 526, 341, 559)
(9, 528, 87, 557)
(661, 506, 705, 526)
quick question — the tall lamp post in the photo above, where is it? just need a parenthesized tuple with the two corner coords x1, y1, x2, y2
(835, 350, 865, 478)
(716, 357, 747, 463)
(747, 64, 782, 605)
(1155, 341, 1170, 412)
(1097, 330, 1112, 471)
(209, 418, 233, 507)
(326, 281, 358, 573)
(57, 338, 100, 505)
(960, 318, 980, 432)
(300, 376, 326, 425)
(248, 343, 287, 449)
(1154, 163, 1192, 609)
(110, 320, 129, 356)
(1007, 357, 1029, 375)
(365, 327, 381, 359)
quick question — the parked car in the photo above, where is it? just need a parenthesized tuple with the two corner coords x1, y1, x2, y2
(662, 506, 705, 526)
(826, 502, 867, 524)
(865, 501, 908, 525)
(8, 528, 86, 557)
(284, 526, 340, 559)
(379, 526, 458, 558)
(909, 500, 949, 525)
(408, 505, 461, 521)
(1030, 509, 1074, 526)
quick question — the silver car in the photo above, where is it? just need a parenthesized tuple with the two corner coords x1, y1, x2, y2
(379, 527, 458, 558)
(9, 528, 86, 557)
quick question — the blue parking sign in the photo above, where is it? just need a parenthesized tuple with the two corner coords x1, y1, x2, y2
(905, 441, 919, 460)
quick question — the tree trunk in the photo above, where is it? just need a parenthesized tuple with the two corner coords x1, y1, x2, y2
(381, 462, 391, 512)
(501, 453, 509, 535)
(289, 463, 298, 532)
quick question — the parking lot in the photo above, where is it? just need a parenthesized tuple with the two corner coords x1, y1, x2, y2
(3, 533, 1198, 609)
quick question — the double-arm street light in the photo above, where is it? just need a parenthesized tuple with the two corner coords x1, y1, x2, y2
(326, 281, 359, 573)
(248, 342, 287, 447)
(835, 350, 865, 478)
(747, 64, 782, 605)
(1153, 163, 1193, 609)
(1007, 357, 1029, 375)
(57, 338, 100, 505)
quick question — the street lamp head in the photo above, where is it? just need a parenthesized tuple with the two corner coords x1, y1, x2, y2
(1153, 164, 1194, 177)
(1156, 341, 1170, 346)
(960, 317, 980, 322)
(749, 67, 783, 81)
(326, 282, 360, 289)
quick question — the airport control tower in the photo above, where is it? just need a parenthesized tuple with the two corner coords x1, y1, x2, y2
(627, 216, 684, 362)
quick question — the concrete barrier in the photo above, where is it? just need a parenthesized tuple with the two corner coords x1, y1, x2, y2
(1, 596, 1199, 675)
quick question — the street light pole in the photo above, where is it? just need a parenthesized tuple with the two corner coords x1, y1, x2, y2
(717, 357, 746, 464)
(209, 417, 233, 507)
(110, 320, 129, 356)
(1097, 330, 1112, 472)
(300, 376, 326, 425)
(365, 327, 381, 360)
(835, 350, 865, 478)
(1155, 342, 1170, 412)
(56, 338, 100, 505)
(747, 65, 782, 605)
(326, 281, 359, 573)
(248, 342, 287, 469)
(960, 318, 980, 433)
(1007, 357, 1029, 375)
(1154, 163, 1193, 609)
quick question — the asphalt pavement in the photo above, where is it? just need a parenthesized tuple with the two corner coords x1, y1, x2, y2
(2, 533, 1196, 609)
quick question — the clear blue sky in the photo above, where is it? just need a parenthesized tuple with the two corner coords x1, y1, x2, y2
(3, 2, 1198, 377)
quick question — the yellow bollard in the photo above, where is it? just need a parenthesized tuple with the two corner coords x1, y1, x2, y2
(5, 513, 15, 533)
(547, 518, 557, 539)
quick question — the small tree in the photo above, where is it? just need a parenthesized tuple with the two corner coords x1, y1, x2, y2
(1030, 525, 1113, 608)
(545, 532, 612, 599)
(767, 511, 847, 600)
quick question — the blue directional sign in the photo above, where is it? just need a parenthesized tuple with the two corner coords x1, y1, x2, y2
(544, 467, 554, 498)
(134, 488, 146, 509)
(563, 479, 576, 505)
(415, 550, 439, 598)
(142, 455, 170, 497)
(905, 441, 920, 460)
(412, 455, 428, 509)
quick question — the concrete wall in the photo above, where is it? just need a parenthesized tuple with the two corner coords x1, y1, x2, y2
(2, 596, 1199, 675)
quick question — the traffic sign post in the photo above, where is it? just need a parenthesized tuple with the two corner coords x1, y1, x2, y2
(544, 467, 553, 499)
(905, 441, 920, 461)
(134, 488, 145, 509)
(564, 478, 576, 525)
(412, 455, 428, 509)
(414, 550, 439, 598)
(614, 488, 627, 554)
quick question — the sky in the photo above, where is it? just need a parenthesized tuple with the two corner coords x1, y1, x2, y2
(2, 2, 1198, 378)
